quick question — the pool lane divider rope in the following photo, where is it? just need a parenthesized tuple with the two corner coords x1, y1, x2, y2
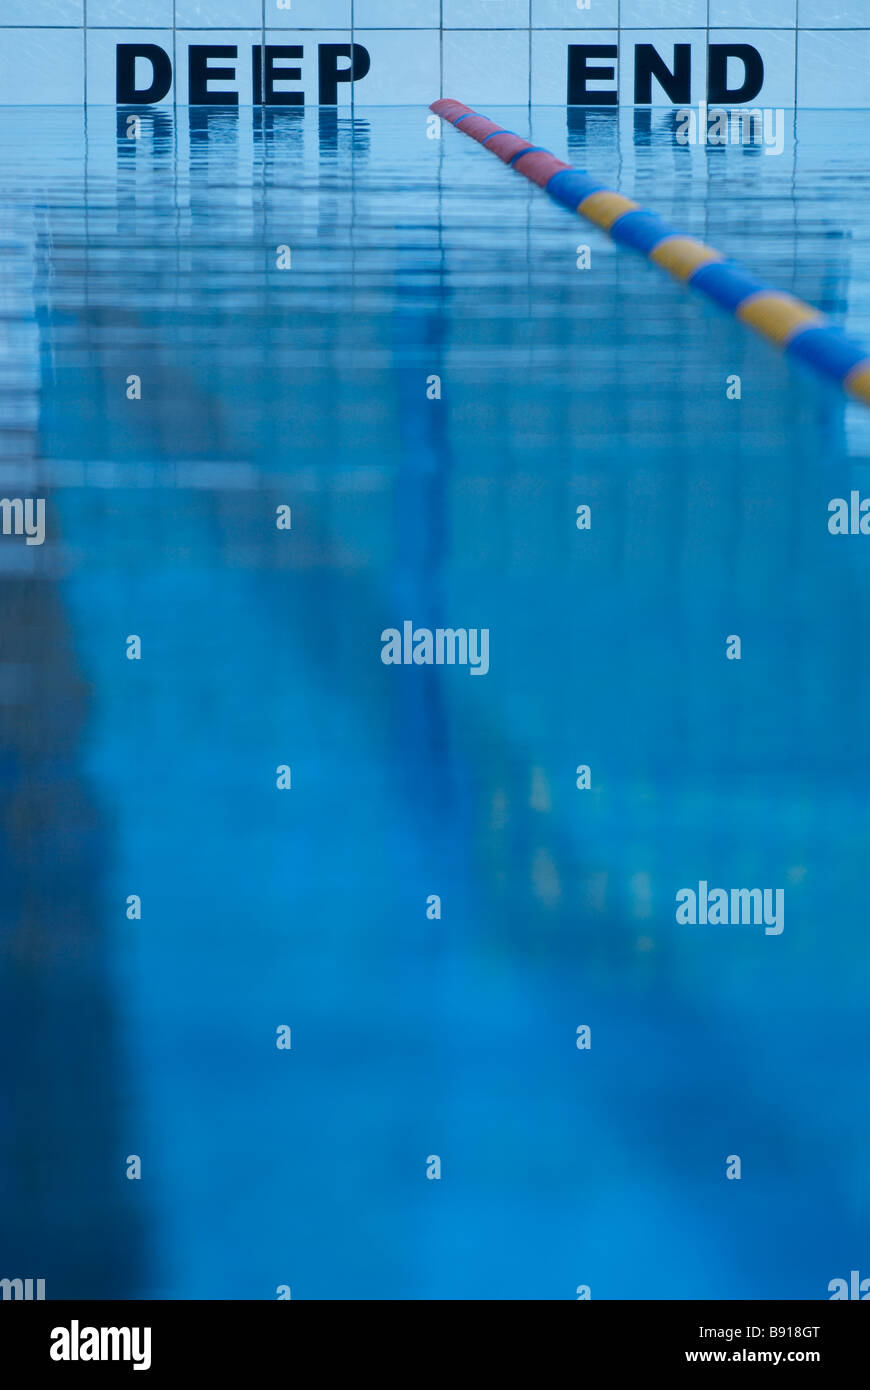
(430, 98, 870, 408)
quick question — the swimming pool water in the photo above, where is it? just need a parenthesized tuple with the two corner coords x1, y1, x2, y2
(1, 106, 869, 1299)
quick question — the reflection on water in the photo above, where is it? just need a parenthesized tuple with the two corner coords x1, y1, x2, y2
(0, 105, 868, 1299)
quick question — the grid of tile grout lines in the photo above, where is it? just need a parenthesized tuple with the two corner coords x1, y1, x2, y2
(1, 4, 870, 106)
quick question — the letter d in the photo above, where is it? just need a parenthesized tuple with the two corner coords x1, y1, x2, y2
(117, 44, 173, 104)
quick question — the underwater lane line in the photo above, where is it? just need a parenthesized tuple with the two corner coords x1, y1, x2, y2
(431, 98, 870, 409)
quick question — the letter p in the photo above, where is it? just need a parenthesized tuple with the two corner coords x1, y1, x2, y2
(317, 43, 370, 104)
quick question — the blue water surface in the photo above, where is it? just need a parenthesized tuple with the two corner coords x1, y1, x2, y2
(1, 106, 869, 1300)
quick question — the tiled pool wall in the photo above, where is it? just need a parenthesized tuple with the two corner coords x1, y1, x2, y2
(1, 2, 868, 107)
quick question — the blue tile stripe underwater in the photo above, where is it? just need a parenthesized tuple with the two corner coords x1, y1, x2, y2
(431, 98, 870, 409)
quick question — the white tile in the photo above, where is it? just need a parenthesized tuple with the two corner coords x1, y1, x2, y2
(264, 30, 359, 105)
(176, 0, 262, 25)
(87, 0, 173, 24)
(352, 29, 439, 103)
(532, 0, 618, 26)
(0, 0, 82, 20)
(797, 29, 870, 108)
(708, 29, 795, 107)
(710, 0, 796, 26)
(88, 29, 174, 104)
(442, 0, 530, 28)
(798, 2, 870, 25)
(442, 28, 530, 103)
(619, 30, 705, 106)
(0, 29, 83, 103)
(174, 30, 259, 103)
(619, 0, 705, 26)
(266, 0, 352, 26)
(532, 28, 618, 103)
(354, 0, 439, 25)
